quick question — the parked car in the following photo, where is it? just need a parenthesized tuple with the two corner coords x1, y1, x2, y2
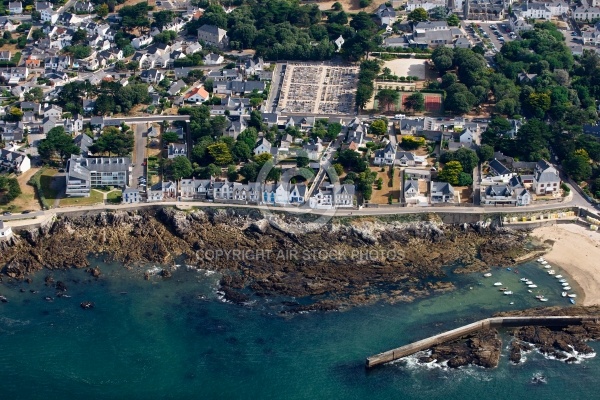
(3, 211, 11, 216)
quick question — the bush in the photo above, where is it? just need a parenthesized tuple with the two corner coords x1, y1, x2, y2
(401, 135, 426, 150)
(28, 168, 51, 210)
(561, 183, 570, 193)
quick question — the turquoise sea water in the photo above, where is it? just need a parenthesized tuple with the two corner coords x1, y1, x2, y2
(0, 260, 598, 400)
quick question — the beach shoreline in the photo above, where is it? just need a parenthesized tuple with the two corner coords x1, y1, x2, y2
(532, 223, 600, 306)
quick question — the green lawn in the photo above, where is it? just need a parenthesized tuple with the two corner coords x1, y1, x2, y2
(106, 190, 122, 204)
(59, 189, 104, 207)
(39, 169, 60, 203)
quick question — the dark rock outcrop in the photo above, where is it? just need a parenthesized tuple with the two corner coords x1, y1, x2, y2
(428, 328, 502, 368)
(0, 208, 531, 311)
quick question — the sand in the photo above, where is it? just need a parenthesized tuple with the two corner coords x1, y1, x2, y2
(533, 224, 600, 306)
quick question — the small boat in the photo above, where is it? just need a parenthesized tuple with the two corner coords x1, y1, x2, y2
(0, 295, 7, 303)
(561, 282, 570, 287)
(536, 295, 544, 299)
(483, 273, 492, 277)
(528, 290, 533, 293)
(562, 292, 568, 297)
(559, 279, 567, 283)
(537, 258, 545, 263)
(494, 282, 503, 286)
(520, 278, 528, 282)
(568, 294, 577, 298)
(80, 301, 94, 309)
(539, 298, 549, 302)
(544, 265, 551, 269)
(563, 286, 571, 290)
(525, 280, 533, 285)
(504, 291, 513, 295)
(44, 296, 53, 302)
(509, 302, 515, 305)
(507, 268, 512, 271)
(548, 270, 555, 275)
(541, 261, 548, 265)
(499, 287, 509, 291)
(555, 275, 563, 279)
(528, 284, 538, 288)
(570, 298, 576, 305)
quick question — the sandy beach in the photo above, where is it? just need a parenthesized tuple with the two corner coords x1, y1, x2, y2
(533, 224, 600, 306)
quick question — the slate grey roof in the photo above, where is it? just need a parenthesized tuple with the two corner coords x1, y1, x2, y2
(489, 159, 511, 176)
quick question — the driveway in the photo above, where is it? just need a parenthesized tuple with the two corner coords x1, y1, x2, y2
(132, 124, 148, 189)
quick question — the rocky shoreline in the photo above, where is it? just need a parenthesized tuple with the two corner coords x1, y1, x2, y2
(410, 307, 600, 369)
(0, 207, 532, 312)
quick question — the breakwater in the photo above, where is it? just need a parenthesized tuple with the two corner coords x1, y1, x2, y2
(366, 315, 600, 368)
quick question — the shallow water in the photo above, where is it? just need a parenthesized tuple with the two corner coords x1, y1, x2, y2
(0, 260, 596, 399)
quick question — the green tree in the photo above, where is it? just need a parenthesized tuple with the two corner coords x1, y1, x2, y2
(370, 119, 388, 136)
(403, 92, 425, 112)
(227, 165, 239, 182)
(153, 10, 174, 30)
(91, 126, 134, 156)
(457, 172, 473, 186)
(96, 3, 109, 18)
(447, 14, 460, 27)
(332, 1, 343, 11)
(168, 156, 193, 180)
(297, 154, 310, 168)
(326, 122, 342, 141)
(563, 153, 591, 182)
(163, 131, 179, 144)
(408, 8, 428, 23)
(438, 160, 463, 185)
(207, 142, 233, 166)
(333, 163, 344, 177)
(24, 87, 43, 102)
(38, 127, 81, 165)
(375, 89, 399, 112)
(477, 144, 495, 161)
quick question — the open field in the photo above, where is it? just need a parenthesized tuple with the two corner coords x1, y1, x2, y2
(40, 169, 60, 205)
(382, 59, 437, 81)
(369, 166, 401, 204)
(0, 169, 41, 212)
(59, 189, 104, 207)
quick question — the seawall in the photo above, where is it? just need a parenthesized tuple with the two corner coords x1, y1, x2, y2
(366, 315, 600, 368)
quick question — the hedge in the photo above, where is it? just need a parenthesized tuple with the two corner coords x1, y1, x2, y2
(28, 167, 51, 210)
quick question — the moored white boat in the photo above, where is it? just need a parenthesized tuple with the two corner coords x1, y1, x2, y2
(539, 298, 549, 302)
(520, 278, 528, 282)
(528, 284, 538, 288)
(555, 275, 563, 279)
(563, 286, 571, 290)
(559, 279, 567, 283)
(535, 295, 544, 299)
(494, 282, 502, 286)
(568, 294, 577, 298)
(570, 298, 576, 304)
(537, 257, 545, 263)
(499, 287, 508, 291)
(504, 291, 513, 295)
(541, 261, 548, 265)
(562, 282, 570, 286)
(562, 291, 568, 297)
(525, 280, 533, 285)
(548, 270, 555, 275)
(483, 273, 492, 277)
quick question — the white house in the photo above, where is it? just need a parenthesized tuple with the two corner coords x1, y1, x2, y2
(132, 35, 153, 49)
(167, 143, 187, 159)
(0, 221, 13, 241)
(253, 138, 272, 156)
(532, 159, 561, 195)
(0, 148, 30, 173)
(574, 7, 600, 21)
(8, 2, 23, 14)
(459, 127, 475, 144)
(184, 86, 209, 103)
(122, 187, 140, 204)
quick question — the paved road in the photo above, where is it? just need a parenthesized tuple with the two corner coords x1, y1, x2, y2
(1, 196, 596, 228)
(83, 116, 190, 123)
(132, 124, 147, 189)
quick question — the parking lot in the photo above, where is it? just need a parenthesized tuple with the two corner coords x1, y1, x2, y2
(466, 22, 517, 54)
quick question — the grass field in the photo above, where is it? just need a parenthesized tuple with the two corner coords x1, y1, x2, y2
(0, 169, 41, 213)
(106, 190, 122, 204)
(40, 169, 60, 205)
(59, 189, 104, 207)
